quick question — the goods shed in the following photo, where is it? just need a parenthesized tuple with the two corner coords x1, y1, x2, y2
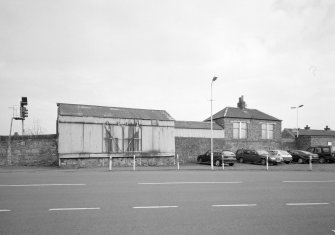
(57, 103, 175, 167)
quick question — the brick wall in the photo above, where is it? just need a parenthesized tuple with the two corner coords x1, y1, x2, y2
(0, 135, 58, 166)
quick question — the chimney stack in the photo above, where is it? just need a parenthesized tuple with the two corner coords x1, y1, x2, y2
(237, 96, 246, 109)
(324, 125, 330, 131)
(304, 125, 310, 130)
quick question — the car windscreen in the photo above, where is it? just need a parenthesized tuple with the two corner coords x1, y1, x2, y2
(256, 150, 269, 155)
(223, 151, 235, 156)
(279, 150, 290, 155)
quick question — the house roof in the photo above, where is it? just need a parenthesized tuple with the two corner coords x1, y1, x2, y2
(284, 128, 335, 137)
(204, 107, 281, 122)
(57, 103, 175, 121)
(175, 121, 223, 130)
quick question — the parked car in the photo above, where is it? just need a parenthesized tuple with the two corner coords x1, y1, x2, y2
(306, 146, 335, 163)
(288, 150, 319, 164)
(235, 149, 281, 165)
(268, 150, 292, 164)
(197, 150, 236, 166)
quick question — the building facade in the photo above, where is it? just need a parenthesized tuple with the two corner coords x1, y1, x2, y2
(205, 96, 282, 151)
(57, 103, 175, 167)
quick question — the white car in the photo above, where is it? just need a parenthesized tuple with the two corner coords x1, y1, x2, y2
(269, 150, 293, 164)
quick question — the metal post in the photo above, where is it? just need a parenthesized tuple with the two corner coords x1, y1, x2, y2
(210, 76, 218, 171)
(7, 117, 14, 166)
(133, 155, 136, 171)
(309, 155, 312, 171)
(222, 154, 224, 170)
(109, 155, 112, 171)
(266, 156, 269, 171)
(22, 119, 24, 136)
(177, 154, 180, 170)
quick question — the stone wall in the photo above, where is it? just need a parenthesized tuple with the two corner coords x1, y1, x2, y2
(0, 135, 58, 166)
(59, 156, 175, 168)
(175, 137, 226, 163)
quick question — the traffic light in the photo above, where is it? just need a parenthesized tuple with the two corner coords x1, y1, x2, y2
(20, 97, 28, 119)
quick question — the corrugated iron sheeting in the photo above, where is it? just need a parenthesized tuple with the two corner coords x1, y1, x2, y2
(58, 103, 174, 121)
(175, 121, 223, 130)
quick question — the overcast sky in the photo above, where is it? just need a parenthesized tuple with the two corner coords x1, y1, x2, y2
(1, 0, 334, 135)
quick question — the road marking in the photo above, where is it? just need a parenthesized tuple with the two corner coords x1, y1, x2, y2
(133, 206, 178, 209)
(286, 203, 329, 206)
(138, 181, 242, 185)
(212, 204, 257, 207)
(0, 184, 86, 187)
(283, 180, 335, 183)
(0, 209, 11, 212)
(49, 207, 100, 211)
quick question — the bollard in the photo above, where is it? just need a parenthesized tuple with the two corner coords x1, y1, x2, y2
(222, 154, 224, 170)
(133, 155, 136, 171)
(266, 156, 269, 171)
(309, 155, 312, 171)
(177, 154, 180, 170)
(109, 156, 112, 171)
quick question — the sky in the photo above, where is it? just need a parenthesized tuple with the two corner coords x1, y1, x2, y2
(0, 0, 334, 135)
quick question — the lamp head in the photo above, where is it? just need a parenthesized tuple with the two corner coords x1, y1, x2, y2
(212, 76, 218, 82)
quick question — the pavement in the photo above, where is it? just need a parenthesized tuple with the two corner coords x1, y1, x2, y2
(0, 166, 335, 234)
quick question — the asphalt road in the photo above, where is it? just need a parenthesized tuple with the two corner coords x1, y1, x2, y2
(0, 168, 335, 235)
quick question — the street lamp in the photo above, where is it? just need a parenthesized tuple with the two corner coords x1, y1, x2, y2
(291, 105, 304, 137)
(211, 76, 218, 170)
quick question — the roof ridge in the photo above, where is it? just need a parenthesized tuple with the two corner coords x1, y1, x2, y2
(57, 103, 168, 112)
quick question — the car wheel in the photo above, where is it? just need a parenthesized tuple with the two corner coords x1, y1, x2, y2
(297, 158, 304, 164)
(285, 161, 290, 164)
(319, 157, 325, 164)
(214, 160, 221, 167)
(239, 158, 244, 163)
(261, 159, 266, 165)
(229, 163, 234, 166)
(197, 158, 202, 164)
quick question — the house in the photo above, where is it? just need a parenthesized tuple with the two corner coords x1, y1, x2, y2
(282, 125, 335, 150)
(205, 96, 282, 151)
(57, 103, 175, 167)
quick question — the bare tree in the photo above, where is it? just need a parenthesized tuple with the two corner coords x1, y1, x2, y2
(27, 119, 45, 135)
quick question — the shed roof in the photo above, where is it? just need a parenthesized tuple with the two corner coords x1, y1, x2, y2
(284, 128, 335, 137)
(57, 103, 175, 121)
(204, 107, 281, 122)
(175, 121, 223, 130)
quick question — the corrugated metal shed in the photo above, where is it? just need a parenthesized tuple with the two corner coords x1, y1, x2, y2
(58, 103, 175, 121)
(175, 121, 223, 130)
(204, 107, 281, 121)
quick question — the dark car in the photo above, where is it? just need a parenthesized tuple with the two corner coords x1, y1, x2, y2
(197, 150, 236, 166)
(288, 150, 319, 164)
(306, 146, 335, 163)
(235, 149, 281, 165)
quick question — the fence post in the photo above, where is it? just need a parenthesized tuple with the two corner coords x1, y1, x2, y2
(309, 155, 312, 171)
(177, 154, 180, 170)
(109, 155, 112, 171)
(133, 155, 136, 171)
(222, 154, 224, 170)
(266, 156, 269, 171)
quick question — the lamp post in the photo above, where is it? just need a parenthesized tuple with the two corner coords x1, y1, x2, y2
(291, 105, 304, 137)
(211, 76, 218, 170)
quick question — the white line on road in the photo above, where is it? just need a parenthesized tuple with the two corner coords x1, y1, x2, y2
(283, 180, 335, 183)
(286, 203, 329, 206)
(133, 206, 179, 209)
(212, 204, 257, 207)
(0, 209, 11, 212)
(138, 181, 242, 185)
(0, 184, 86, 187)
(49, 207, 100, 211)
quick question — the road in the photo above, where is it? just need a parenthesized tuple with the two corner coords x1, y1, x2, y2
(0, 168, 335, 234)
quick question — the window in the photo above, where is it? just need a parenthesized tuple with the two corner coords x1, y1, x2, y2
(233, 122, 247, 139)
(105, 123, 142, 153)
(261, 123, 274, 139)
